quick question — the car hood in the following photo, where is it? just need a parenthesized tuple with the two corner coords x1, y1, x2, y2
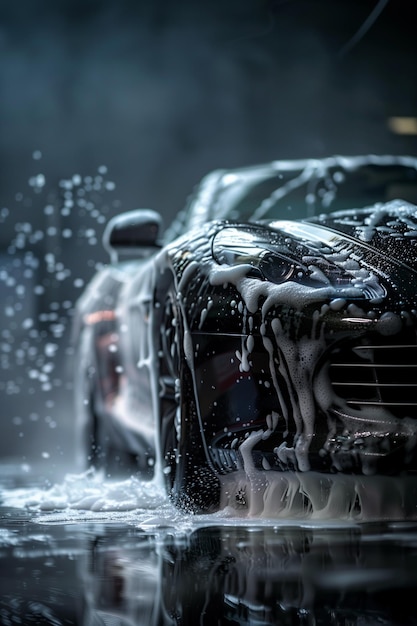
(212, 200, 417, 304)
(305, 200, 417, 272)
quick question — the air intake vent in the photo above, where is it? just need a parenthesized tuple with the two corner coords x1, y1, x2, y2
(329, 338, 417, 419)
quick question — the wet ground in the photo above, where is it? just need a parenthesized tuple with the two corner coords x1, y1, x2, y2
(1, 465, 417, 626)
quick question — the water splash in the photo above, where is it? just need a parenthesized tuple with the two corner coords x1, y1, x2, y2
(1, 156, 118, 398)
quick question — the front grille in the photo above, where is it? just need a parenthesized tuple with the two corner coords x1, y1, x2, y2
(329, 338, 417, 419)
(210, 446, 239, 473)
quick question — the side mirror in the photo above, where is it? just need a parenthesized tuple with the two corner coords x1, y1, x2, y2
(103, 209, 163, 262)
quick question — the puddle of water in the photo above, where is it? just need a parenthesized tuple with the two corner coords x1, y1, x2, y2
(1, 511, 416, 626)
(1, 467, 417, 626)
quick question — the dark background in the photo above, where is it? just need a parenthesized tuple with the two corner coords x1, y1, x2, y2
(0, 0, 416, 473)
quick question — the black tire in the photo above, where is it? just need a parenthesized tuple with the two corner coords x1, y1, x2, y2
(159, 290, 182, 492)
(159, 290, 220, 513)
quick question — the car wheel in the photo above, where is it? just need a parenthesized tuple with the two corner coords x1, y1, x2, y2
(159, 291, 182, 492)
(159, 290, 220, 513)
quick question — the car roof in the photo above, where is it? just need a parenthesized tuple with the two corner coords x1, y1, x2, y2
(165, 155, 417, 242)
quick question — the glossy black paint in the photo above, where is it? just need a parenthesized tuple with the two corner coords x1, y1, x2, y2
(73, 156, 417, 514)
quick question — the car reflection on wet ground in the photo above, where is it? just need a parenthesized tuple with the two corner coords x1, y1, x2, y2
(1, 467, 417, 625)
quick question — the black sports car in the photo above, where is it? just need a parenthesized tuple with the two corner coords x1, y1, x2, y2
(73, 155, 417, 518)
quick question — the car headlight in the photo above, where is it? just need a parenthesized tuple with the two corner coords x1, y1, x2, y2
(212, 225, 351, 289)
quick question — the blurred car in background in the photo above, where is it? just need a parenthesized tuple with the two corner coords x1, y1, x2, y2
(73, 154, 417, 516)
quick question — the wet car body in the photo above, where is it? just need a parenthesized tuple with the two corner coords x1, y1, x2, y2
(73, 155, 417, 516)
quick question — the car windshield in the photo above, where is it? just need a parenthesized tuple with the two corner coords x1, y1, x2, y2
(166, 155, 417, 241)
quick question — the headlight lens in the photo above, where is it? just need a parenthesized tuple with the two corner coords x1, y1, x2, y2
(213, 227, 298, 279)
(212, 224, 386, 299)
(257, 252, 296, 282)
(213, 226, 318, 285)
